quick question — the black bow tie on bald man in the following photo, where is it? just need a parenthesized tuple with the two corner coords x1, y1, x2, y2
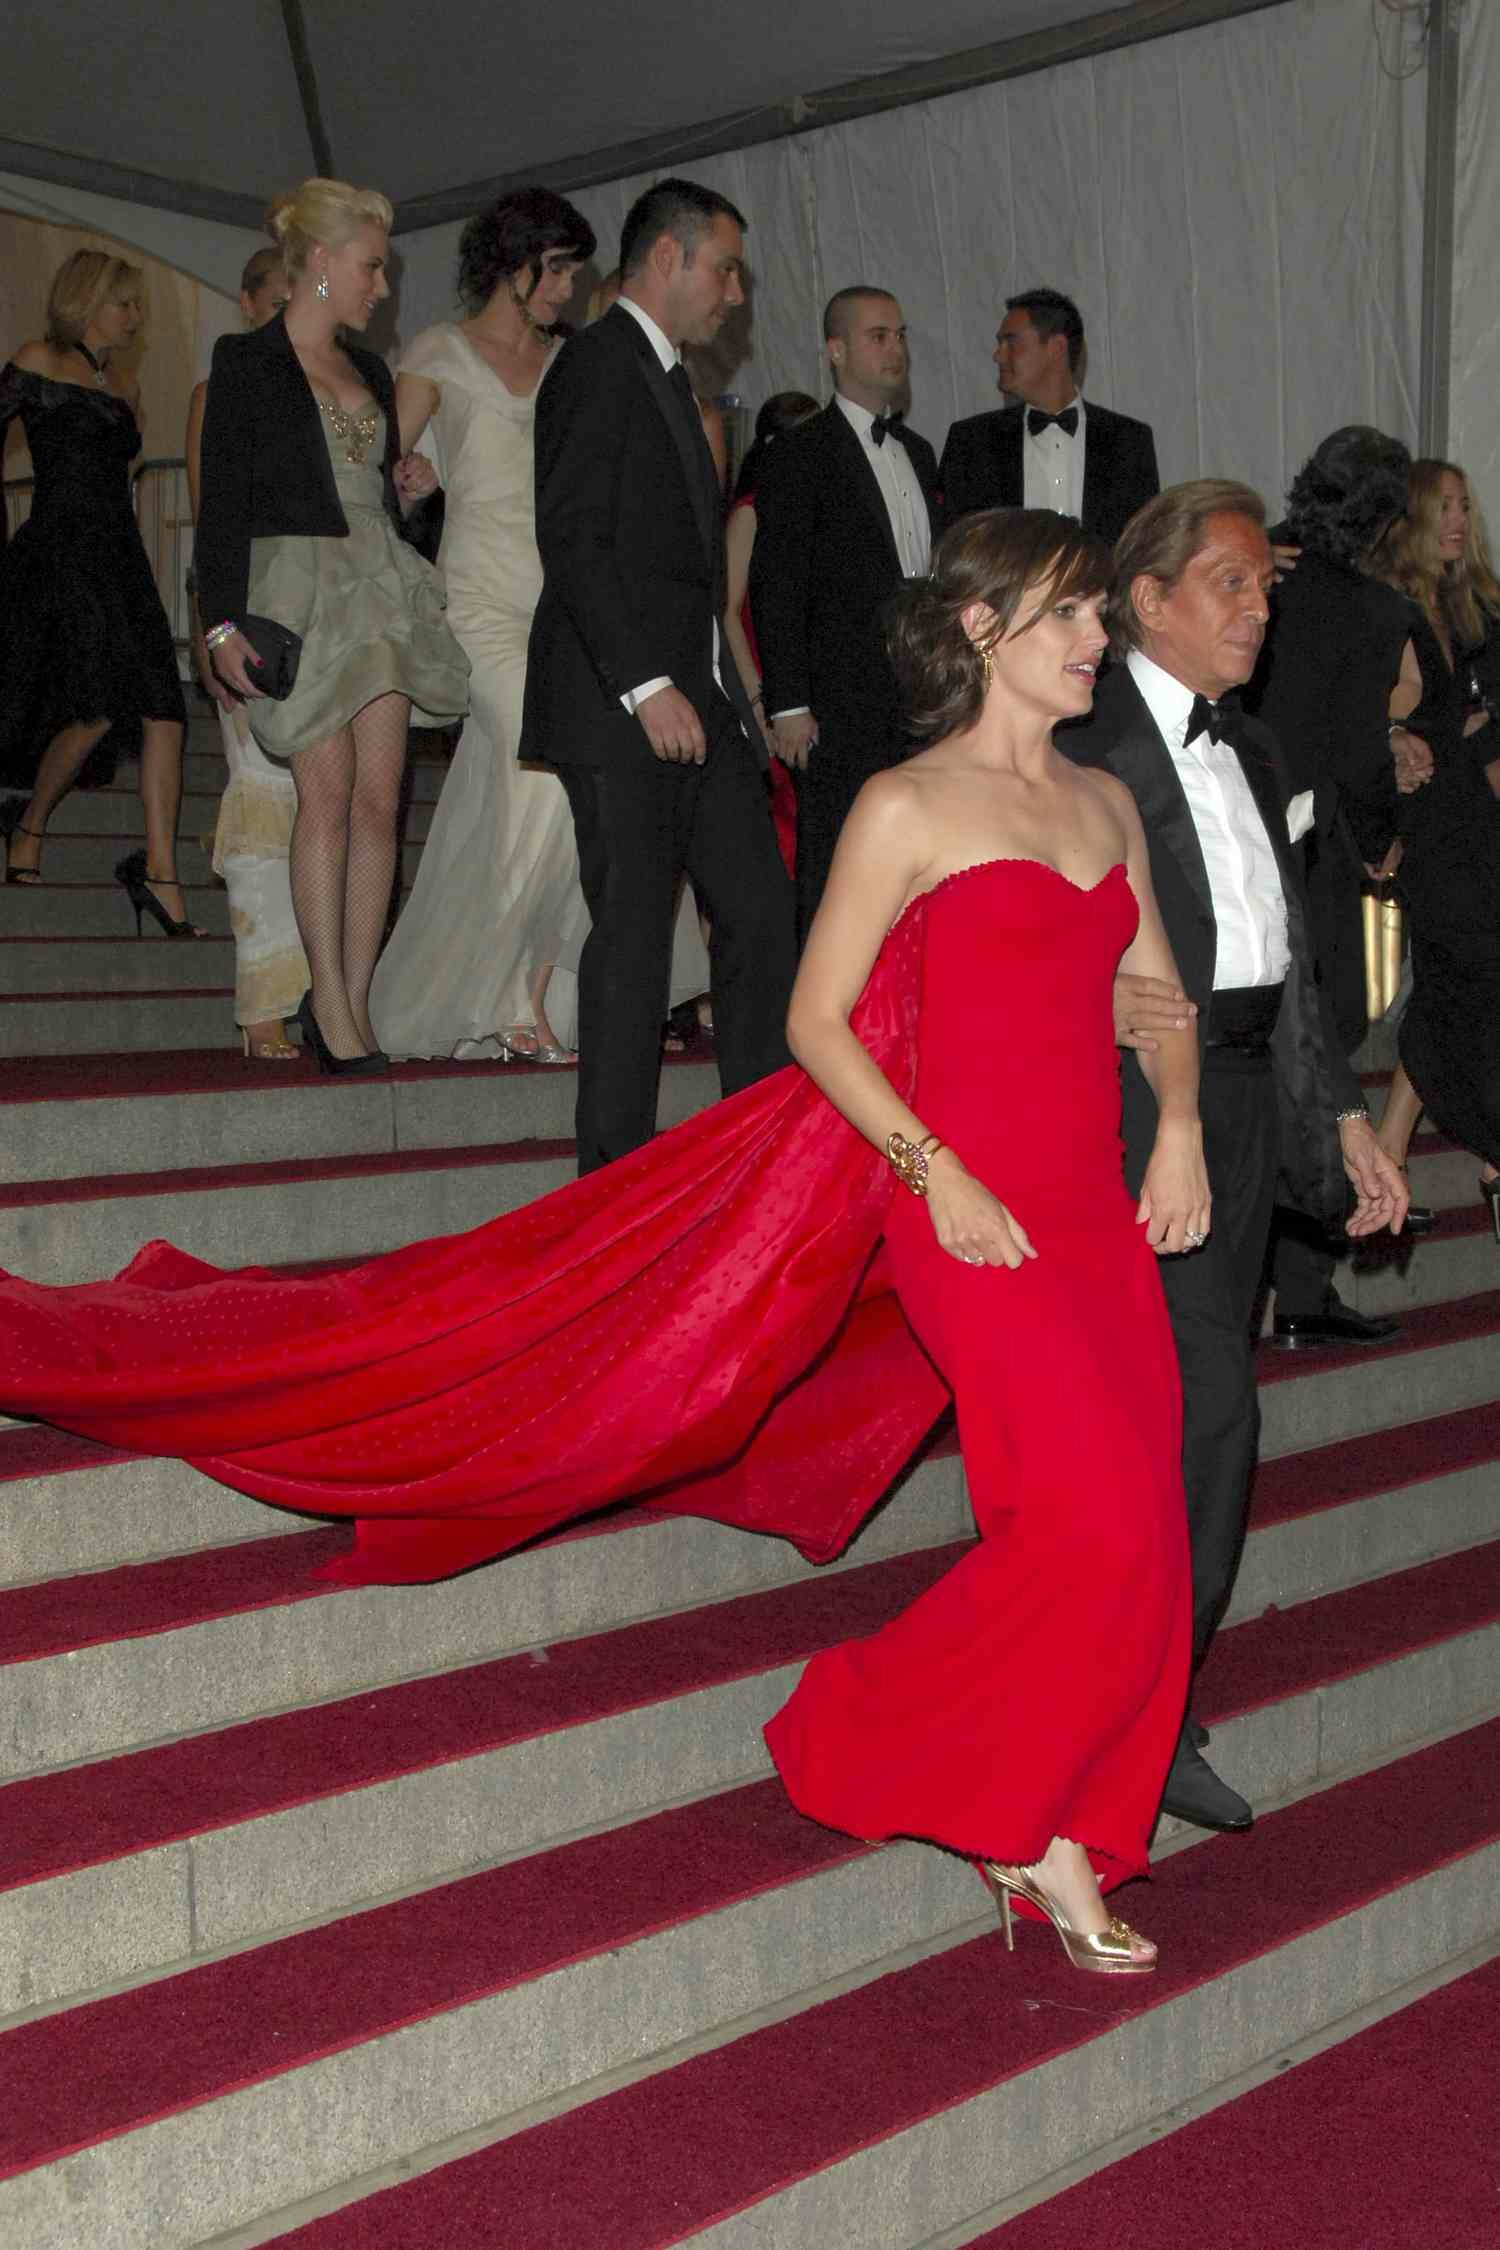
(1027, 404, 1079, 438)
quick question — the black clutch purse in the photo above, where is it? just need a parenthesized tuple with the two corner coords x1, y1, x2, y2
(241, 614, 303, 701)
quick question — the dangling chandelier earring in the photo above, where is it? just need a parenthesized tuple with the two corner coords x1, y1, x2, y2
(316, 270, 330, 302)
(980, 640, 994, 690)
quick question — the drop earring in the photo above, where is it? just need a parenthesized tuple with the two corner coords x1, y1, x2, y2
(316, 272, 330, 301)
(981, 641, 994, 690)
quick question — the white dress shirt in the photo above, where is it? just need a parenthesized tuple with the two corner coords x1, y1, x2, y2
(614, 294, 723, 715)
(1128, 649, 1290, 989)
(835, 394, 932, 579)
(1022, 392, 1086, 519)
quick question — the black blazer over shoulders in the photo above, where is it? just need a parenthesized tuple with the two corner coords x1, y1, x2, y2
(939, 399, 1159, 548)
(1063, 663, 1359, 1223)
(195, 311, 403, 632)
(521, 304, 755, 770)
(748, 400, 940, 755)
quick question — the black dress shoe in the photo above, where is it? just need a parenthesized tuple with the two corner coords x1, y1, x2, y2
(1270, 1293, 1400, 1351)
(1160, 1740, 1254, 1832)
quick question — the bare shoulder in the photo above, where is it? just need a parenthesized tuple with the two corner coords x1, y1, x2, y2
(12, 339, 55, 376)
(1077, 762, 1143, 839)
(842, 764, 936, 868)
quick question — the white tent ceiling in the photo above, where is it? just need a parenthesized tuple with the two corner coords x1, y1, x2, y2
(1, 0, 1271, 230)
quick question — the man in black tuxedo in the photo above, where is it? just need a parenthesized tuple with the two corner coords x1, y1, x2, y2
(521, 178, 796, 1172)
(1065, 481, 1406, 1833)
(940, 288, 1158, 546)
(750, 287, 940, 938)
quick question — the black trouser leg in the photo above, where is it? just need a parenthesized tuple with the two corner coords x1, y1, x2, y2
(1135, 1052, 1280, 1662)
(686, 699, 797, 1096)
(791, 731, 899, 944)
(560, 759, 691, 1174)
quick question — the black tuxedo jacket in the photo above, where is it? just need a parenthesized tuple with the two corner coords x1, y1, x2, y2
(195, 312, 404, 633)
(748, 400, 940, 760)
(520, 303, 755, 770)
(1064, 664, 1360, 1223)
(939, 399, 1159, 548)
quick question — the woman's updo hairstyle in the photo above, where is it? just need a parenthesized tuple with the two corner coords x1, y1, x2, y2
(887, 509, 1112, 744)
(456, 187, 597, 315)
(266, 179, 394, 281)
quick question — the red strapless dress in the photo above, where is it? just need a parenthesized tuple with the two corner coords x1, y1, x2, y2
(0, 858, 1187, 1877)
(766, 859, 1190, 1884)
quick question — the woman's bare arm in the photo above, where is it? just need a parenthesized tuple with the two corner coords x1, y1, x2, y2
(789, 778, 1037, 1269)
(395, 370, 439, 456)
(722, 503, 764, 730)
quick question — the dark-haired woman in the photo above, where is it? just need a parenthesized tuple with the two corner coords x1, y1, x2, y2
(0, 249, 195, 928)
(370, 188, 596, 1062)
(0, 511, 1196, 1975)
(724, 390, 821, 876)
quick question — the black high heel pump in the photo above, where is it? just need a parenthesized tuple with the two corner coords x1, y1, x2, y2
(295, 992, 388, 1077)
(1, 796, 43, 886)
(114, 849, 206, 937)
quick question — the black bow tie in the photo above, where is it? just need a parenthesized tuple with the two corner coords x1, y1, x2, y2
(871, 411, 905, 449)
(1027, 405, 1079, 438)
(1184, 691, 1245, 747)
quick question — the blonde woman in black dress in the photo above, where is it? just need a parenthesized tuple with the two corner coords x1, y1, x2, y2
(0, 249, 198, 932)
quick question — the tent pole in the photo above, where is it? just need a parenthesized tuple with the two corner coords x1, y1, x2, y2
(1417, 0, 1461, 457)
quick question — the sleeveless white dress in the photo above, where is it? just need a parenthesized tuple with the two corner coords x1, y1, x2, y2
(370, 324, 709, 1060)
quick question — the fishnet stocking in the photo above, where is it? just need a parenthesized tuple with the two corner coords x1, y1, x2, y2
(288, 694, 409, 1058)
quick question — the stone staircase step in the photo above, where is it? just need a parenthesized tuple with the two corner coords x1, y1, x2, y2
(0, 882, 231, 939)
(8, 830, 427, 890)
(38, 786, 434, 843)
(1343, 1203, 1500, 1316)
(0, 1456, 968, 1778)
(0, 988, 239, 1057)
(0, 936, 236, 996)
(5, 1722, 1493, 2250)
(0, 1052, 717, 1187)
(1, 1527, 1493, 2015)
(1257, 1287, 1500, 1455)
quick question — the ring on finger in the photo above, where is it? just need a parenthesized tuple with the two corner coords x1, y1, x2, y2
(1184, 1228, 1206, 1247)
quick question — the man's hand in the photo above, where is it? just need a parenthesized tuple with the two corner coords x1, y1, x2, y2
(637, 684, 707, 764)
(1272, 540, 1301, 580)
(1391, 725, 1434, 793)
(771, 712, 818, 771)
(1340, 1116, 1409, 1237)
(1113, 971, 1197, 1052)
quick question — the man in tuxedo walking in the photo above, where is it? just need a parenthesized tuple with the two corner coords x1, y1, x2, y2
(1066, 480, 1406, 1832)
(941, 288, 1159, 545)
(522, 178, 796, 1172)
(750, 286, 940, 938)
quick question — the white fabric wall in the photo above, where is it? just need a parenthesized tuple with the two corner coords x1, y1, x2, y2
(398, 0, 1425, 523)
(1451, 0, 1500, 538)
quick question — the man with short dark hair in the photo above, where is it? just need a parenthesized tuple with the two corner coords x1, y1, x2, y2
(522, 178, 796, 1171)
(1066, 481, 1406, 1834)
(941, 287, 1159, 544)
(751, 286, 940, 935)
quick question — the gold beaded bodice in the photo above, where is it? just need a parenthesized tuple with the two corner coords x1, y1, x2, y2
(317, 394, 379, 466)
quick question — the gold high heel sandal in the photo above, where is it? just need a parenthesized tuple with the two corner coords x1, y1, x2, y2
(979, 1861, 1157, 1976)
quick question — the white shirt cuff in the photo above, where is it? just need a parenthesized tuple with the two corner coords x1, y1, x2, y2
(772, 706, 812, 720)
(1286, 790, 1315, 844)
(622, 676, 672, 715)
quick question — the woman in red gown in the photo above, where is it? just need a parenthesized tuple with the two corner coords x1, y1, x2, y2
(763, 511, 1202, 1972)
(0, 512, 1198, 1970)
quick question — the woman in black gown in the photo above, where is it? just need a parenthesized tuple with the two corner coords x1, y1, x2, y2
(1368, 461, 1500, 1229)
(0, 249, 197, 931)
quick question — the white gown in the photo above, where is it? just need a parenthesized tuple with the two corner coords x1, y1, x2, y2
(370, 324, 708, 1061)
